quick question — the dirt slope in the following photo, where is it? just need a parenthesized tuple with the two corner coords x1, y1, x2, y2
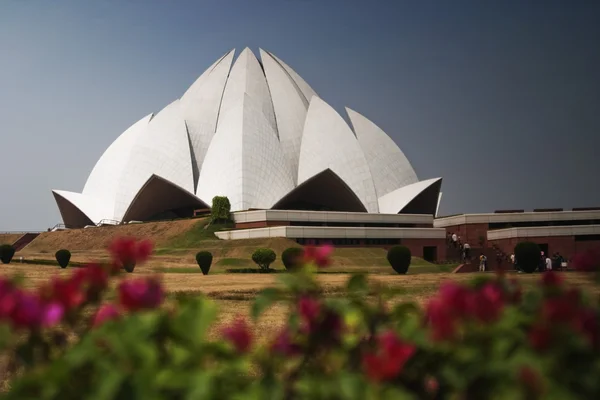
(22, 219, 206, 253)
(0, 234, 23, 246)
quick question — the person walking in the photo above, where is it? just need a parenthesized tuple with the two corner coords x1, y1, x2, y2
(479, 253, 487, 272)
(451, 233, 458, 248)
(545, 255, 553, 271)
(464, 243, 471, 262)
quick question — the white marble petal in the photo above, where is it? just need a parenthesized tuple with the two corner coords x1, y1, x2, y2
(260, 49, 309, 183)
(52, 190, 107, 224)
(346, 108, 418, 197)
(298, 97, 379, 213)
(114, 100, 195, 220)
(197, 49, 294, 210)
(180, 49, 235, 186)
(378, 178, 442, 214)
(81, 114, 152, 219)
(268, 52, 318, 103)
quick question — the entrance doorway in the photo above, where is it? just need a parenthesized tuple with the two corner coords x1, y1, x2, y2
(423, 246, 437, 263)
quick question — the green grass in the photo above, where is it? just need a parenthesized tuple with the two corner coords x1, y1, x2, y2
(162, 220, 234, 249)
(153, 267, 204, 274)
(215, 258, 252, 267)
(11, 259, 86, 267)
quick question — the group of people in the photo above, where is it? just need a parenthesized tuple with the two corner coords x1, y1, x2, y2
(446, 232, 568, 273)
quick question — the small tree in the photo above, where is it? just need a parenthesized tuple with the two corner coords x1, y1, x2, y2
(514, 241, 541, 273)
(0, 244, 15, 264)
(211, 196, 231, 223)
(252, 248, 277, 271)
(55, 249, 71, 268)
(387, 245, 412, 274)
(195, 251, 213, 275)
(282, 247, 303, 271)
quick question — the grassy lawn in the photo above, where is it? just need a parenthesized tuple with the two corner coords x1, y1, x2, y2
(3, 261, 598, 343)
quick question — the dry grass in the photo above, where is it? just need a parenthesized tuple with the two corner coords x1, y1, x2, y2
(21, 219, 205, 253)
(0, 234, 23, 246)
(2, 262, 599, 341)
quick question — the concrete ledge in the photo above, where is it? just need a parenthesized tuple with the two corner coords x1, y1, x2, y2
(232, 210, 433, 225)
(434, 210, 600, 228)
(215, 226, 446, 240)
(487, 225, 600, 240)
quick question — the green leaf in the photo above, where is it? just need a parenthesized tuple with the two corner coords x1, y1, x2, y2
(346, 273, 368, 294)
(251, 287, 282, 320)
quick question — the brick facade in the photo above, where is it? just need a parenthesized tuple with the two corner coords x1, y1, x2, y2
(443, 223, 489, 247)
(401, 238, 447, 262)
(489, 236, 600, 260)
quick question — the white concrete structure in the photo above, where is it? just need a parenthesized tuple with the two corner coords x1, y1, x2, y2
(53, 48, 442, 228)
(487, 225, 600, 240)
(232, 209, 434, 225)
(215, 226, 446, 241)
(434, 210, 600, 228)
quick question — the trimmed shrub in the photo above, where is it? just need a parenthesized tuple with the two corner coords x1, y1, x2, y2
(251, 248, 277, 271)
(211, 196, 231, 223)
(123, 263, 135, 273)
(282, 247, 303, 270)
(55, 249, 71, 268)
(0, 244, 15, 264)
(387, 245, 412, 274)
(514, 241, 541, 273)
(195, 251, 213, 275)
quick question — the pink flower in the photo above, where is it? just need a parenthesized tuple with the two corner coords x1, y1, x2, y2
(40, 302, 64, 327)
(298, 296, 321, 333)
(471, 283, 505, 323)
(575, 308, 600, 348)
(93, 304, 121, 327)
(41, 277, 85, 311)
(74, 263, 109, 295)
(541, 271, 563, 287)
(529, 324, 551, 351)
(109, 237, 153, 269)
(426, 298, 457, 341)
(10, 292, 43, 328)
(0, 282, 18, 319)
(362, 331, 415, 382)
(519, 366, 543, 396)
(271, 328, 301, 356)
(221, 317, 253, 353)
(118, 278, 163, 311)
(303, 245, 334, 267)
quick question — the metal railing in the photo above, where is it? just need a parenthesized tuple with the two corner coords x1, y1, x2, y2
(96, 219, 121, 226)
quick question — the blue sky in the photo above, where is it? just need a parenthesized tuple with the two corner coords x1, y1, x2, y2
(1, 0, 599, 230)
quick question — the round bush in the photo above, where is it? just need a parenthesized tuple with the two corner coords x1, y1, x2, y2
(0, 244, 15, 264)
(195, 251, 213, 275)
(123, 263, 135, 273)
(387, 245, 412, 274)
(514, 242, 541, 273)
(55, 249, 71, 268)
(282, 247, 303, 270)
(251, 248, 277, 271)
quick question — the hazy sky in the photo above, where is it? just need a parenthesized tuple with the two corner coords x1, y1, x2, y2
(1, 0, 599, 231)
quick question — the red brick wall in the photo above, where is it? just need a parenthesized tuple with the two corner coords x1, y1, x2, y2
(442, 223, 489, 247)
(401, 238, 447, 262)
(574, 240, 600, 255)
(488, 236, 600, 260)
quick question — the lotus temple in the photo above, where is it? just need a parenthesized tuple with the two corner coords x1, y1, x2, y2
(52, 48, 448, 260)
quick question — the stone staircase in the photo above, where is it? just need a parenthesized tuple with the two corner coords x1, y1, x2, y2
(451, 245, 513, 273)
(12, 233, 41, 252)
